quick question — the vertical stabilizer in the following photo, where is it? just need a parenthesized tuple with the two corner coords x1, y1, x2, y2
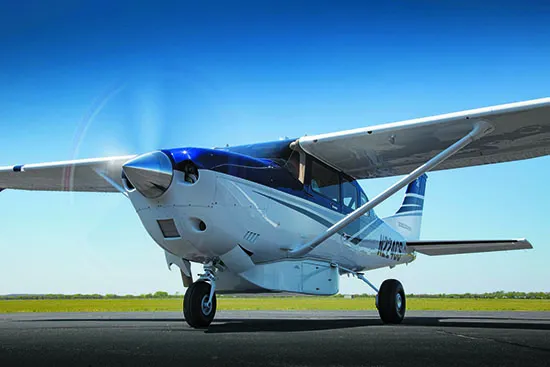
(383, 174, 427, 241)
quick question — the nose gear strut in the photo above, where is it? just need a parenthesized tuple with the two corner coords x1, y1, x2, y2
(198, 263, 217, 312)
(183, 261, 220, 328)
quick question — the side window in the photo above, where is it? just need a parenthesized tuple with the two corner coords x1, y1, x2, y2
(360, 191, 368, 206)
(310, 160, 340, 202)
(341, 178, 358, 210)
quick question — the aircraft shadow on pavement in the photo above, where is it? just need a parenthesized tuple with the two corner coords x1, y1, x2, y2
(34, 316, 550, 334)
(205, 316, 550, 333)
(206, 318, 376, 333)
(36, 317, 377, 332)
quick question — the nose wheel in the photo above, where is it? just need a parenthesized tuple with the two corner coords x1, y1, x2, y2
(377, 279, 406, 324)
(183, 280, 217, 328)
(183, 262, 218, 328)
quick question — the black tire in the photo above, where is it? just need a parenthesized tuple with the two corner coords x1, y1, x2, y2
(183, 281, 217, 328)
(377, 279, 406, 324)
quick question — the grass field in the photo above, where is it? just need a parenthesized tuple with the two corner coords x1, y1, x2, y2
(1, 297, 549, 313)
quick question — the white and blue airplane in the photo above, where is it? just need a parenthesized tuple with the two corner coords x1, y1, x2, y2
(1, 98, 549, 328)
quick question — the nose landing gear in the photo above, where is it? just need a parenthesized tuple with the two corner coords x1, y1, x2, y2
(183, 264, 217, 328)
(183, 281, 217, 328)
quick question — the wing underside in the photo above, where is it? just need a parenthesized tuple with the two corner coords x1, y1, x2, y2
(298, 98, 550, 179)
(407, 239, 532, 256)
(0, 155, 135, 193)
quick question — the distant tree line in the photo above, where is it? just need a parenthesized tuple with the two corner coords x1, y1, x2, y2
(342, 291, 550, 299)
(1, 291, 549, 300)
(0, 291, 178, 300)
(408, 291, 550, 299)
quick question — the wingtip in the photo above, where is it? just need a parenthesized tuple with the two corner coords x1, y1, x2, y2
(516, 238, 533, 249)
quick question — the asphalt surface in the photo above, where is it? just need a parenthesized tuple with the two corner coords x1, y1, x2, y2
(1, 310, 549, 367)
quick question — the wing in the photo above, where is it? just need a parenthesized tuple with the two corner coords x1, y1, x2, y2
(0, 155, 136, 193)
(407, 239, 532, 256)
(298, 98, 550, 178)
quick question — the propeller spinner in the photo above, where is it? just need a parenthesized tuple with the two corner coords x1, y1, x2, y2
(122, 151, 173, 198)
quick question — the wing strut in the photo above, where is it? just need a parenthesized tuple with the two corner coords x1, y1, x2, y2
(287, 120, 494, 257)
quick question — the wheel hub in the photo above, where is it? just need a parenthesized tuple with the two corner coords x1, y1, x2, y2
(201, 295, 212, 315)
(395, 293, 403, 311)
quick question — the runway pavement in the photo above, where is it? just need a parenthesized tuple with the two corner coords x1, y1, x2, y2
(1, 310, 549, 367)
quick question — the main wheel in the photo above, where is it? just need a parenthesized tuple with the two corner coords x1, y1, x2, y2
(377, 279, 406, 324)
(183, 281, 217, 328)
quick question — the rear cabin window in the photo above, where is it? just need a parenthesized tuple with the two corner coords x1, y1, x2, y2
(342, 178, 358, 210)
(310, 160, 340, 202)
(360, 191, 368, 206)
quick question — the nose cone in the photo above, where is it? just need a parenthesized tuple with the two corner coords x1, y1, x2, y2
(122, 151, 173, 198)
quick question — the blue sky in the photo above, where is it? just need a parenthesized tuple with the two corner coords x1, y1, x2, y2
(0, 1, 549, 295)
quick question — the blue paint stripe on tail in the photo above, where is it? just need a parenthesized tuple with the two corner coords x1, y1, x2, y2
(396, 205, 423, 214)
(391, 211, 423, 218)
(405, 173, 427, 195)
(403, 196, 424, 206)
(396, 174, 427, 215)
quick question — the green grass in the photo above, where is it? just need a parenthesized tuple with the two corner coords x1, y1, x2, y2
(0, 297, 549, 313)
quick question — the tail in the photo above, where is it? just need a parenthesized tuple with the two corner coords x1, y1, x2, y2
(384, 174, 427, 241)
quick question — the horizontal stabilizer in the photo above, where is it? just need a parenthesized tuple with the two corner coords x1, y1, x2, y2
(407, 239, 532, 256)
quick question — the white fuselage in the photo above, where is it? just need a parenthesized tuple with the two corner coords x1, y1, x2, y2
(128, 169, 415, 285)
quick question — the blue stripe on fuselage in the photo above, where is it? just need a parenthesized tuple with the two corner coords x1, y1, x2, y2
(254, 190, 382, 246)
(254, 191, 334, 228)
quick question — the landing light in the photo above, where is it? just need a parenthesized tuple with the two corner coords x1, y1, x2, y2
(182, 162, 199, 184)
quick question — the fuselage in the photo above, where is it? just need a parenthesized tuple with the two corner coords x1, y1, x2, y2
(124, 140, 415, 282)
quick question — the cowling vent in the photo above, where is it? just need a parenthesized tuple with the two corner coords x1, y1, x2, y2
(157, 219, 180, 238)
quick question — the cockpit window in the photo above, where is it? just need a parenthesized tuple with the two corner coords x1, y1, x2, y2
(310, 160, 340, 202)
(270, 151, 300, 180)
(282, 151, 300, 180)
(224, 139, 302, 181)
(342, 177, 358, 210)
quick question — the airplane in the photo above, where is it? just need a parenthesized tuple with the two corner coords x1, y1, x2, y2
(1, 97, 549, 328)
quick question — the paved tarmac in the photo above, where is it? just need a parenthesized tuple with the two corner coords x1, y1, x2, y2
(0, 310, 549, 367)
